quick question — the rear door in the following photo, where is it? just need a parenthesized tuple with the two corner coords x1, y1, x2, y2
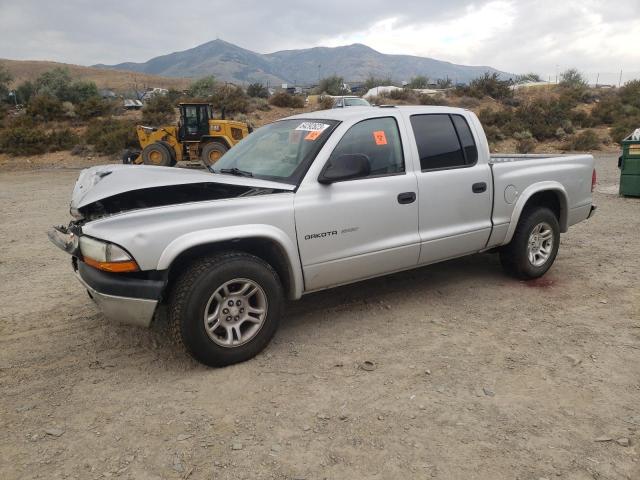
(294, 116, 420, 291)
(407, 113, 493, 264)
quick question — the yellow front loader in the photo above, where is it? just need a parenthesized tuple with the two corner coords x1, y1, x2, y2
(124, 103, 250, 168)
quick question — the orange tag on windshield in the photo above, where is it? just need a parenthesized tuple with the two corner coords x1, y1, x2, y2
(373, 130, 387, 145)
(305, 130, 322, 141)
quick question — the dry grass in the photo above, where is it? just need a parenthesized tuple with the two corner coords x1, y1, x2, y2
(1, 59, 190, 93)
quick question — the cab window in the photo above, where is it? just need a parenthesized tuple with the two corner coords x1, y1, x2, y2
(410, 114, 478, 170)
(328, 117, 404, 177)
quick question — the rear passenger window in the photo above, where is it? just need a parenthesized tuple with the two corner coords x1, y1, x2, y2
(410, 114, 477, 170)
(329, 117, 404, 177)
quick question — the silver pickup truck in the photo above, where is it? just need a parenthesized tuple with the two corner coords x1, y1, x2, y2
(49, 106, 597, 366)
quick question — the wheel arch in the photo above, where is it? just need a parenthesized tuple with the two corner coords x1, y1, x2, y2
(158, 226, 304, 300)
(200, 135, 231, 149)
(504, 182, 569, 244)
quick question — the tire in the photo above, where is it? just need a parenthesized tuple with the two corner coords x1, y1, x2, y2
(121, 149, 140, 164)
(201, 142, 228, 168)
(168, 252, 283, 367)
(141, 142, 172, 167)
(499, 206, 560, 279)
(158, 140, 177, 166)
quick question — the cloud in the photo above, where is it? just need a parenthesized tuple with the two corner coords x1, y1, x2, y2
(0, 0, 639, 83)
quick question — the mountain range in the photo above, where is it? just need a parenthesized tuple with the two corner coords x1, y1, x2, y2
(95, 39, 510, 85)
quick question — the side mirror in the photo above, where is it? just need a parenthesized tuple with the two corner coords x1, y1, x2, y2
(318, 153, 371, 184)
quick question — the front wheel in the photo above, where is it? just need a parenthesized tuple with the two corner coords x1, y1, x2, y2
(168, 252, 283, 367)
(200, 142, 228, 168)
(499, 207, 560, 279)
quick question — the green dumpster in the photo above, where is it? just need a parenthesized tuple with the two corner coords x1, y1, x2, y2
(619, 131, 640, 197)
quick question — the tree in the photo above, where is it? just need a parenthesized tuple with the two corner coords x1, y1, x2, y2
(559, 68, 588, 90)
(435, 78, 453, 89)
(16, 80, 35, 104)
(188, 76, 217, 98)
(247, 83, 268, 98)
(408, 75, 429, 89)
(364, 74, 394, 91)
(463, 72, 513, 100)
(209, 84, 249, 115)
(515, 73, 542, 84)
(0, 64, 13, 101)
(317, 75, 348, 96)
(141, 95, 176, 125)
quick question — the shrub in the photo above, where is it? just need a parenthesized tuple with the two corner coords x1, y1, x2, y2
(210, 84, 250, 115)
(85, 118, 139, 155)
(408, 76, 429, 89)
(610, 115, 640, 144)
(388, 89, 415, 101)
(142, 95, 176, 125)
(188, 76, 216, 98)
(418, 94, 449, 106)
(269, 92, 304, 108)
(47, 128, 80, 150)
(455, 96, 481, 109)
(318, 75, 348, 96)
(0, 64, 13, 100)
(565, 129, 600, 151)
(26, 94, 65, 121)
(247, 83, 268, 98)
(457, 72, 513, 100)
(317, 96, 334, 109)
(76, 97, 114, 120)
(514, 131, 536, 153)
(559, 68, 588, 90)
(0, 125, 49, 155)
(0, 123, 79, 156)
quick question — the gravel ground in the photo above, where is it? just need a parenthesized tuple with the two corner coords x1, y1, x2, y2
(0, 154, 638, 480)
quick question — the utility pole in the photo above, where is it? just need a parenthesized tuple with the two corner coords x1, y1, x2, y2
(619, 69, 623, 87)
(595, 73, 599, 88)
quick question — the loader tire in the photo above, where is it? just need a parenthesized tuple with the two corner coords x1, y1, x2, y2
(201, 142, 228, 168)
(158, 140, 177, 166)
(141, 142, 172, 167)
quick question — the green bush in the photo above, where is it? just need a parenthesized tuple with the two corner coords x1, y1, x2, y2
(141, 95, 175, 125)
(26, 94, 65, 121)
(269, 92, 304, 108)
(247, 83, 268, 98)
(456, 72, 513, 100)
(0, 125, 49, 155)
(0, 123, 79, 156)
(418, 94, 449, 106)
(515, 130, 536, 153)
(47, 128, 80, 150)
(209, 84, 250, 115)
(317, 75, 348, 96)
(85, 118, 138, 155)
(610, 116, 640, 144)
(408, 76, 429, 89)
(565, 129, 600, 151)
(76, 97, 114, 120)
(188, 76, 216, 98)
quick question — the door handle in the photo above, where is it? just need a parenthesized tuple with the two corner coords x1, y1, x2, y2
(472, 182, 487, 193)
(397, 192, 416, 204)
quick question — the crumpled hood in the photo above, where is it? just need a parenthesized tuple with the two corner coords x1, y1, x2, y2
(70, 164, 295, 211)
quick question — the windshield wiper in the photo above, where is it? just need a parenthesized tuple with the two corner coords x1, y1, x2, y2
(218, 167, 253, 178)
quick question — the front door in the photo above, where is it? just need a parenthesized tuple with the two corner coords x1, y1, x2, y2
(180, 105, 209, 141)
(295, 116, 420, 291)
(407, 113, 493, 264)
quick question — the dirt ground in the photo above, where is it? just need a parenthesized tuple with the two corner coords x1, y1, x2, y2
(1, 153, 639, 480)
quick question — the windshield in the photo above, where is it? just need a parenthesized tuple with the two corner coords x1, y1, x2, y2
(211, 119, 338, 184)
(344, 97, 370, 107)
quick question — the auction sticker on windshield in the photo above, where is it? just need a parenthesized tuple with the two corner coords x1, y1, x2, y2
(295, 122, 330, 132)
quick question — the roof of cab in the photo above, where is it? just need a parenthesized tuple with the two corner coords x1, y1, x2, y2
(284, 105, 471, 123)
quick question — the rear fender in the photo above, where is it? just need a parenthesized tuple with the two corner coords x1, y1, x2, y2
(504, 181, 569, 244)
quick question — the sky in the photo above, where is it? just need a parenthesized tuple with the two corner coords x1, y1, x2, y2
(1, 0, 639, 84)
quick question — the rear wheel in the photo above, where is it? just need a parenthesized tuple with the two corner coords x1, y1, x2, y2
(168, 252, 283, 367)
(499, 207, 560, 279)
(141, 142, 172, 166)
(201, 141, 228, 168)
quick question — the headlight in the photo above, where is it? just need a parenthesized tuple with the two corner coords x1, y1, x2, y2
(79, 236, 139, 273)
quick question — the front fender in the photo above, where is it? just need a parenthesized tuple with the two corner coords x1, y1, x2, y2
(504, 181, 569, 244)
(156, 224, 304, 299)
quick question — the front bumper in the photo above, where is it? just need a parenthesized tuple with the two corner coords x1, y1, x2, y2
(49, 226, 164, 327)
(74, 261, 161, 328)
